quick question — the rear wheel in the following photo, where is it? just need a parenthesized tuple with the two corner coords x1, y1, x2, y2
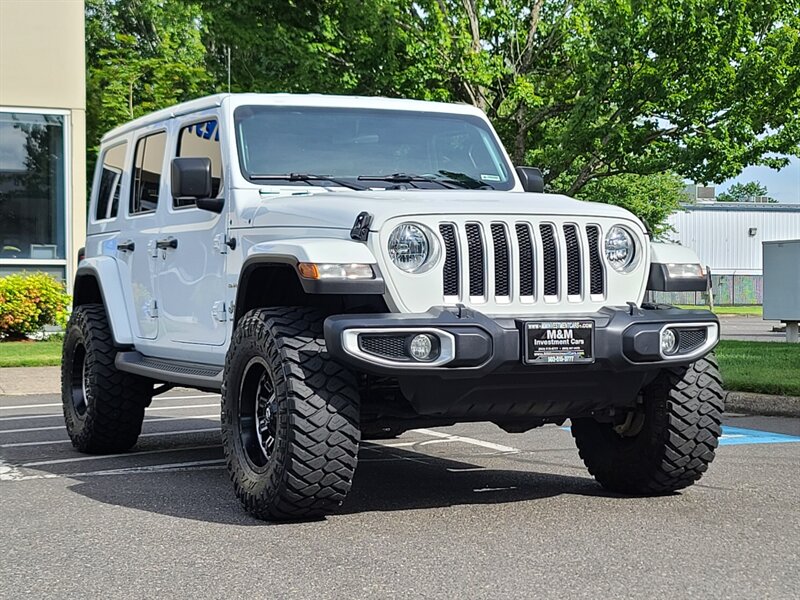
(221, 307, 360, 521)
(571, 354, 724, 494)
(61, 304, 152, 453)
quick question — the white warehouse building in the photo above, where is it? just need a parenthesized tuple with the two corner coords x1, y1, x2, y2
(663, 203, 800, 305)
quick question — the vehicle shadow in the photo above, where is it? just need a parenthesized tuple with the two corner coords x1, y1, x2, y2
(59, 440, 610, 525)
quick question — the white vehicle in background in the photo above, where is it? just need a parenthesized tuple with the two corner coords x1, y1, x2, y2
(63, 94, 722, 520)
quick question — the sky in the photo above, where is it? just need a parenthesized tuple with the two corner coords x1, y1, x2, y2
(716, 156, 800, 204)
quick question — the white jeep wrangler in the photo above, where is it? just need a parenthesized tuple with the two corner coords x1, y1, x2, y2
(63, 93, 723, 520)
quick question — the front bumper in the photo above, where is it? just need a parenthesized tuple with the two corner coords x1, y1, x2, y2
(324, 305, 719, 377)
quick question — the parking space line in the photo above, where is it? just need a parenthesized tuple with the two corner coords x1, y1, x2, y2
(0, 427, 221, 449)
(21, 444, 220, 467)
(1, 459, 227, 482)
(0, 394, 218, 411)
(411, 428, 520, 453)
(0, 403, 221, 422)
(0, 414, 220, 434)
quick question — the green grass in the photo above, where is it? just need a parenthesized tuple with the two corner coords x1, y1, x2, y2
(0, 339, 63, 367)
(715, 340, 800, 396)
(677, 304, 763, 316)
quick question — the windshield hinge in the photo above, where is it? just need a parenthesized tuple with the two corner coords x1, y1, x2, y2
(350, 212, 373, 242)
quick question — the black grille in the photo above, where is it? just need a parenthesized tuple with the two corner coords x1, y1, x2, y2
(465, 223, 485, 296)
(359, 335, 409, 360)
(440, 224, 459, 296)
(586, 225, 604, 295)
(540, 224, 558, 296)
(491, 224, 510, 296)
(563, 224, 581, 296)
(678, 329, 707, 353)
(516, 223, 534, 296)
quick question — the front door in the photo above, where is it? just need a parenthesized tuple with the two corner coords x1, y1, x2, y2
(156, 114, 229, 346)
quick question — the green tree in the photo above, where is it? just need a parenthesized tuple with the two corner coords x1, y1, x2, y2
(717, 181, 775, 202)
(85, 0, 214, 182)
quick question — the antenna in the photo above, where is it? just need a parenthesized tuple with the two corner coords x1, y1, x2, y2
(227, 46, 231, 93)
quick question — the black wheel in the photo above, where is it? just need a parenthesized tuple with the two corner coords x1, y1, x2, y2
(61, 304, 152, 453)
(221, 307, 360, 521)
(571, 354, 724, 495)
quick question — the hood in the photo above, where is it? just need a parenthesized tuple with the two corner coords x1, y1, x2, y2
(237, 187, 646, 232)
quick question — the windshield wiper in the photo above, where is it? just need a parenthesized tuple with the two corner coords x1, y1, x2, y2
(357, 173, 457, 189)
(436, 170, 495, 190)
(250, 173, 365, 191)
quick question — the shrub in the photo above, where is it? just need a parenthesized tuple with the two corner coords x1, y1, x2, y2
(0, 273, 71, 340)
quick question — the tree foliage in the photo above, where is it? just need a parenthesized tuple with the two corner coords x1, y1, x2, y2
(717, 180, 775, 202)
(85, 1, 800, 229)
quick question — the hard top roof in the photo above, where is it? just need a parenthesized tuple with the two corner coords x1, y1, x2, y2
(100, 93, 485, 143)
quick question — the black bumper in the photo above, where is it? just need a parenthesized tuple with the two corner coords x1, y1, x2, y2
(324, 305, 719, 419)
(324, 305, 719, 377)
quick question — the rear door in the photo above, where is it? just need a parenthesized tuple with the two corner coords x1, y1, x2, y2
(156, 113, 229, 346)
(125, 128, 168, 340)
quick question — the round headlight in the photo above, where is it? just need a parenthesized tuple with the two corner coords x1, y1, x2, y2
(605, 226, 636, 272)
(388, 224, 431, 273)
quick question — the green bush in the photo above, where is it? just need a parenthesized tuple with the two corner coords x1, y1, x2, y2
(0, 273, 71, 340)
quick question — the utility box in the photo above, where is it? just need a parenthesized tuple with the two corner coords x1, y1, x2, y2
(763, 239, 800, 342)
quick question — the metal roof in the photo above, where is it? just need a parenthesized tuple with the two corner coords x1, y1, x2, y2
(680, 203, 800, 213)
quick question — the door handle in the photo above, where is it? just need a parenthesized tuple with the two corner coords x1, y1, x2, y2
(117, 240, 135, 252)
(156, 237, 178, 250)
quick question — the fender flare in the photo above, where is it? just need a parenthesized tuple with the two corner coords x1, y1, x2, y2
(73, 257, 134, 346)
(235, 238, 385, 321)
(648, 242, 707, 292)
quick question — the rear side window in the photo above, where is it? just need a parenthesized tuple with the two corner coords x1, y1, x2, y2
(95, 142, 127, 220)
(176, 120, 222, 208)
(130, 131, 167, 214)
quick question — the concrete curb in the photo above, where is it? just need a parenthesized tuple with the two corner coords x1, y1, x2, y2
(725, 391, 800, 419)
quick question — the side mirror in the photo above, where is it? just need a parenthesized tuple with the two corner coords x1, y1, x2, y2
(171, 157, 221, 212)
(515, 166, 545, 193)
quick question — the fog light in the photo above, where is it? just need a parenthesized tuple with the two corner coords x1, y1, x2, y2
(409, 334, 434, 360)
(661, 328, 678, 355)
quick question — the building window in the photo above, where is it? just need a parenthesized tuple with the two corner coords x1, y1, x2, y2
(0, 112, 66, 260)
(95, 142, 127, 221)
(130, 131, 166, 215)
(175, 120, 222, 208)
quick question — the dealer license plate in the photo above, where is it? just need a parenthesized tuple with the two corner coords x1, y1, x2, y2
(524, 321, 594, 365)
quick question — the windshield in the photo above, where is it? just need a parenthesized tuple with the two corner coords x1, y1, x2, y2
(233, 106, 514, 190)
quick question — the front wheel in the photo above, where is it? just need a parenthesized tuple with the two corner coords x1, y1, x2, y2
(221, 307, 360, 521)
(571, 354, 724, 495)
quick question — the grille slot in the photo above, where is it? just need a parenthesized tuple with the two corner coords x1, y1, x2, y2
(465, 223, 485, 297)
(586, 225, 604, 296)
(515, 223, 534, 297)
(563, 224, 581, 297)
(678, 329, 707, 353)
(491, 224, 510, 297)
(540, 224, 559, 296)
(440, 224, 459, 296)
(359, 335, 409, 360)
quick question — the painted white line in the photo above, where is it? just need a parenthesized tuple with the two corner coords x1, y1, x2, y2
(0, 394, 218, 411)
(0, 427, 220, 449)
(0, 414, 220, 434)
(1, 459, 227, 482)
(21, 444, 220, 467)
(0, 403, 219, 422)
(411, 428, 520, 454)
(474, 486, 518, 493)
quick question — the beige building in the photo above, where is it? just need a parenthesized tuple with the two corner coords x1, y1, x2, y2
(0, 0, 86, 290)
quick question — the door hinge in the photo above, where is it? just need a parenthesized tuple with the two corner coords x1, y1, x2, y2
(211, 301, 228, 322)
(145, 299, 159, 318)
(213, 234, 236, 254)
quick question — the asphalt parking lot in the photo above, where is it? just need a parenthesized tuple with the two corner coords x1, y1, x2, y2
(1, 390, 799, 599)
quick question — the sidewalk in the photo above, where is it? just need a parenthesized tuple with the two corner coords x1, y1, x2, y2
(0, 366, 61, 396)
